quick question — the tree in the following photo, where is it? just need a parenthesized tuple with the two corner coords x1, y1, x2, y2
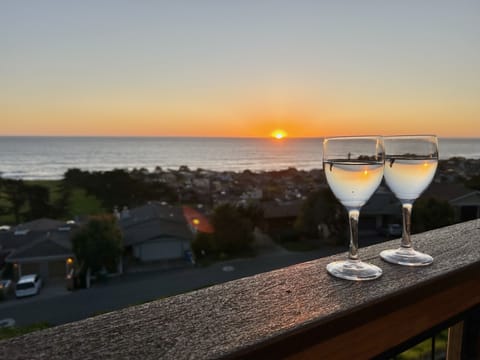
(141, 181, 178, 204)
(191, 232, 215, 260)
(1, 179, 27, 223)
(465, 175, 480, 191)
(210, 204, 254, 256)
(63, 168, 89, 188)
(54, 178, 73, 219)
(24, 184, 54, 220)
(295, 188, 348, 244)
(62, 168, 178, 211)
(412, 197, 455, 233)
(237, 203, 264, 231)
(71, 215, 123, 277)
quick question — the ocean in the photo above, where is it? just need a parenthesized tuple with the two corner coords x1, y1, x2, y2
(0, 137, 479, 180)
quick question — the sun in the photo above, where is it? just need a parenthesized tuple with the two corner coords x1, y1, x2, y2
(271, 129, 287, 140)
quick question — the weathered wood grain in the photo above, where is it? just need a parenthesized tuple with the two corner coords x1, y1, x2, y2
(1, 219, 479, 360)
(447, 322, 464, 360)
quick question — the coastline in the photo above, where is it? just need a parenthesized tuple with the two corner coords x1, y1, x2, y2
(0, 137, 478, 180)
(0, 157, 478, 226)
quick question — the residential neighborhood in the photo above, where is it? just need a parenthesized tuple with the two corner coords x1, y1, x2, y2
(0, 218, 75, 281)
(0, 158, 479, 330)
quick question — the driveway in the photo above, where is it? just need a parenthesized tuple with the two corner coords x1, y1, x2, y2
(0, 280, 69, 310)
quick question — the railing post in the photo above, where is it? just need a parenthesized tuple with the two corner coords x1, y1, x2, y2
(447, 322, 463, 360)
(461, 306, 480, 359)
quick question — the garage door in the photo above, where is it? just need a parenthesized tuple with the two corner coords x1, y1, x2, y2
(22, 262, 41, 275)
(138, 240, 184, 261)
(48, 260, 66, 278)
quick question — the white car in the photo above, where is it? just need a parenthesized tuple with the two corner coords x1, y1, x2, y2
(15, 274, 43, 298)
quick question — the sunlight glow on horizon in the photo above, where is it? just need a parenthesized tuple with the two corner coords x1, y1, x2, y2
(271, 129, 288, 139)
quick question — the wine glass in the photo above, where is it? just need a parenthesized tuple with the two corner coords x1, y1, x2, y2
(323, 136, 385, 281)
(380, 135, 438, 266)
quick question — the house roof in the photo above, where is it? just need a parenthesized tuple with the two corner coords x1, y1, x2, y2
(14, 218, 66, 232)
(120, 202, 185, 225)
(422, 183, 474, 202)
(0, 218, 78, 252)
(6, 231, 73, 262)
(0, 230, 43, 251)
(263, 201, 303, 219)
(362, 191, 401, 216)
(449, 191, 480, 206)
(120, 203, 193, 246)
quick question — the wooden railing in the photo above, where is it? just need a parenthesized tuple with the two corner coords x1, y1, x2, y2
(2, 219, 479, 359)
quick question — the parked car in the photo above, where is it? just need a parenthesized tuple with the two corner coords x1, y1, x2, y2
(15, 274, 43, 298)
(378, 224, 402, 237)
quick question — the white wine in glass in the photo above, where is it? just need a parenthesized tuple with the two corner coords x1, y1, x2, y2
(380, 135, 438, 266)
(323, 136, 385, 281)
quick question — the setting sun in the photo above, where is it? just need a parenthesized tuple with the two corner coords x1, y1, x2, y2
(271, 129, 287, 140)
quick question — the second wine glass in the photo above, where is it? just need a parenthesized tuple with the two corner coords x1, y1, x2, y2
(379, 135, 439, 266)
(323, 136, 385, 281)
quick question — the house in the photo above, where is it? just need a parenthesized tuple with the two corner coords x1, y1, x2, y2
(119, 202, 194, 262)
(361, 188, 401, 230)
(0, 218, 76, 280)
(448, 191, 480, 221)
(262, 200, 303, 233)
(192, 178, 210, 191)
(6, 230, 74, 280)
(241, 188, 263, 201)
(422, 183, 480, 221)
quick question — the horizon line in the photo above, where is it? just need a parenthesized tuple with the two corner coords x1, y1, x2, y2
(0, 135, 478, 140)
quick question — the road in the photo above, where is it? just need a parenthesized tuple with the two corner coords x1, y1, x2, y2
(0, 246, 347, 327)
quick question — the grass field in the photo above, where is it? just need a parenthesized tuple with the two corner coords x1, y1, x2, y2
(0, 322, 50, 340)
(69, 188, 104, 217)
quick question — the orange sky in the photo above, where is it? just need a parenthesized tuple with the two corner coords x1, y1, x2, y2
(2, 2, 479, 138)
(3, 93, 478, 137)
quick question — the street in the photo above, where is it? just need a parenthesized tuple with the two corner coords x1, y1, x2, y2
(0, 246, 346, 327)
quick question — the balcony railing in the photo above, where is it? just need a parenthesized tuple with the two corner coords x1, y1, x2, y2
(1, 219, 479, 359)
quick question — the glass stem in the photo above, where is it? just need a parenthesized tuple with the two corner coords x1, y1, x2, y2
(348, 209, 360, 260)
(401, 203, 413, 248)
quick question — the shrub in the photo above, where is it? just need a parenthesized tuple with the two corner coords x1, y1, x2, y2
(412, 198, 455, 233)
(191, 232, 215, 259)
(211, 204, 254, 256)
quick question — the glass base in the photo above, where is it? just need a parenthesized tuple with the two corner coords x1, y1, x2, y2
(326, 259, 382, 281)
(380, 247, 433, 266)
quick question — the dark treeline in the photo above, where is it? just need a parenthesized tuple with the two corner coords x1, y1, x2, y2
(1, 158, 477, 233)
(192, 203, 264, 261)
(0, 178, 63, 223)
(63, 168, 178, 211)
(0, 168, 178, 224)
